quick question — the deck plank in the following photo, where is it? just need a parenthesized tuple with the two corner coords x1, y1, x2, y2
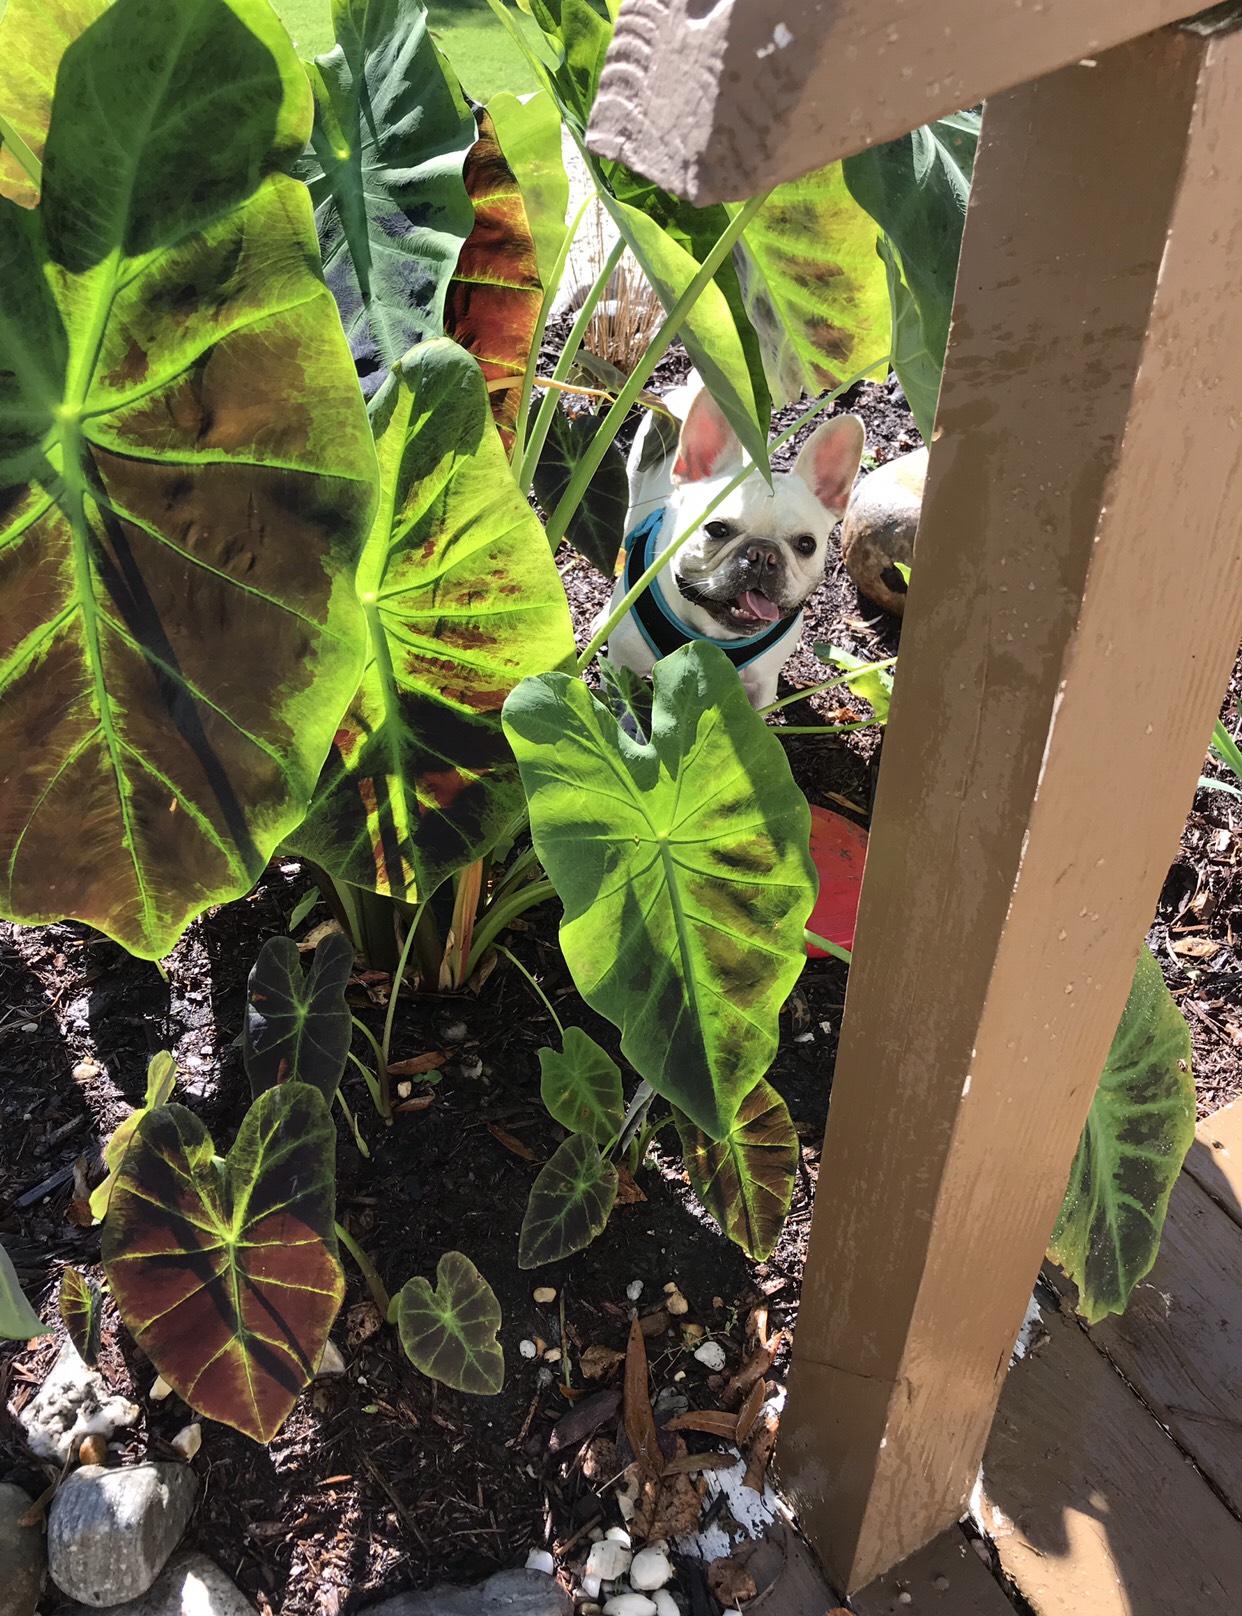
(852, 1528, 1013, 1615)
(1185, 1101, 1242, 1229)
(1046, 1161, 1242, 1518)
(980, 1294, 1242, 1612)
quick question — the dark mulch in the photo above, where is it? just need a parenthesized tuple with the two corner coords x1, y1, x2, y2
(1, 359, 1239, 1615)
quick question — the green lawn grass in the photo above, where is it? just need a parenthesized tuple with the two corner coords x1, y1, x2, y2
(273, 0, 539, 99)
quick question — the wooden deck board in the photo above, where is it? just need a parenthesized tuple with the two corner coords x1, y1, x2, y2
(1046, 1163, 1242, 1518)
(979, 1294, 1242, 1612)
(1185, 1101, 1242, 1229)
(852, 1528, 1013, 1615)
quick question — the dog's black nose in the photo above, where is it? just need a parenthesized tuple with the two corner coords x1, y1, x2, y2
(745, 544, 780, 570)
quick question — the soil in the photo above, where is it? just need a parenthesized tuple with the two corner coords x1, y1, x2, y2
(1, 356, 1239, 1616)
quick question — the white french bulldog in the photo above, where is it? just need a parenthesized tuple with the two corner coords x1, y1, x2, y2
(598, 378, 866, 709)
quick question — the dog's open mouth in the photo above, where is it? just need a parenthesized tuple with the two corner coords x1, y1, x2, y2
(729, 589, 783, 625)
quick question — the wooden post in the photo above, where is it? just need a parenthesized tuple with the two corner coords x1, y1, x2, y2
(777, 25, 1242, 1591)
(587, 0, 1207, 201)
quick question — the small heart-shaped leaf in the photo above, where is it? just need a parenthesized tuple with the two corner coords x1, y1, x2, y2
(59, 1266, 102, 1364)
(244, 933, 354, 1101)
(539, 1028, 624, 1146)
(519, 1133, 618, 1269)
(89, 1051, 177, 1222)
(396, 1251, 504, 1396)
(102, 1084, 344, 1443)
(676, 1078, 798, 1259)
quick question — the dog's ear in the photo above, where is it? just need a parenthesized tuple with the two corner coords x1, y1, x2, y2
(672, 389, 744, 483)
(794, 414, 866, 518)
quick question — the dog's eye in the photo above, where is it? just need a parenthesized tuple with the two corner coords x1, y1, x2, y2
(795, 535, 817, 556)
(704, 520, 732, 540)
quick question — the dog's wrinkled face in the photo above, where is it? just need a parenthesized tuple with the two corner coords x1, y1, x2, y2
(668, 390, 865, 637)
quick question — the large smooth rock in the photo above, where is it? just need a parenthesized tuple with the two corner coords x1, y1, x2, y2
(19, 1339, 140, 1464)
(0, 1482, 44, 1616)
(48, 1464, 198, 1607)
(840, 446, 927, 617)
(363, 1567, 572, 1616)
(56, 1553, 257, 1616)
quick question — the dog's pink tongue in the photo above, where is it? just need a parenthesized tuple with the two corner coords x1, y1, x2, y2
(740, 590, 781, 623)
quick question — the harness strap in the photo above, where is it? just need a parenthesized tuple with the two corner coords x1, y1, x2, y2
(620, 508, 801, 671)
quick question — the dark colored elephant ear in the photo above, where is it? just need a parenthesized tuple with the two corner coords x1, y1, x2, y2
(59, 1267, 103, 1365)
(518, 1133, 618, 1269)
(102, 1084, 344, 1443)
(395, 1251, 504, 1395)
(676, 1079, 798, 1260)
(243, 932, 355, 1101)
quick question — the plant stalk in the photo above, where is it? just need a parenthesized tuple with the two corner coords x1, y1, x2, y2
(494, 943, 565, 1038)
(543, 191, 771, 551)
(805, 927, 853, 964)
(519, 235, 627, 495)
(512, 194, 592, 466)
(334, 1221, 391, 1315)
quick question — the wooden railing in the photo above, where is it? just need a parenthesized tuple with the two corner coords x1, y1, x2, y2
(589, 0, 1242, 1592)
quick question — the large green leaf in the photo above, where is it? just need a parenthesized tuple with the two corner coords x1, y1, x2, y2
(843, 115, 979, 439)
(90, 1051, 177, 1221)
(609, 198, 769, 472)
(395, 1250, 504, 1394)
(676, 1078, 798, 1260)
(0, 0, 109, 208)
(531, 405, 627, 575)
(102, 1084, 344, 1443)
(877, 236, 942, 442)
(290, 339, 575, 900)
(515, 0, 611, 129)
(0, 1239, 45, 1340)
(503, 641, 816, 1138)
(1050, 946, 1196, 1325)
(732, 165, 890, 404)
(518, 1131, 618, 1268)
(485, 89, 569, 289)
(445, 106, 544, 450)
(539, 1026, 624, 1146)
(243, 932, 355, 1100)
(0, 0, 376, 959)
(301, 0, 477, 398)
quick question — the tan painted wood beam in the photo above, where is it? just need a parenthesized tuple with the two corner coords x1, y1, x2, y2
(587, 0, 1211, 202)
(775, 24, 1242, 1592)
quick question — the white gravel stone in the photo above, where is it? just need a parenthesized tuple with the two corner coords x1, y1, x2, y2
(48, 1463, 198, 1607)
(524, 1549, 555, 1575)
(149, 1376, 173, 1402)
(170, 1423, 201, 1461)
(317, 1341, 347, 1377)
(584, 1539, 631, 1582)
(580, 1573, 602, 1600)
(629, 1547, 672, 1591)
(601, 1597, 656, 1616)
(604, 1528, 631, 1547)
(519, 1339, 539, 1360)
(56, 1553, 256, 1616)
(692, 1341, 727, 1372)
(0, 1482, 44, 1616)
(625, 1280, 643, 1301)
(651, 1594, 679, 1616)
(20, 1339, 140, 1464)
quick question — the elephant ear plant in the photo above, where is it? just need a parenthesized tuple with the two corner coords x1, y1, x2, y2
(505, 640, 815, 1263)
(94, 937, 506, 1439)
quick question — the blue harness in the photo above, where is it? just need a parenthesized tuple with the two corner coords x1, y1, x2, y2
(620, 507, 803, 671)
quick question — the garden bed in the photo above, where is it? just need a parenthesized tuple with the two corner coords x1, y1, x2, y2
(1, 372, 1239, 1615)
